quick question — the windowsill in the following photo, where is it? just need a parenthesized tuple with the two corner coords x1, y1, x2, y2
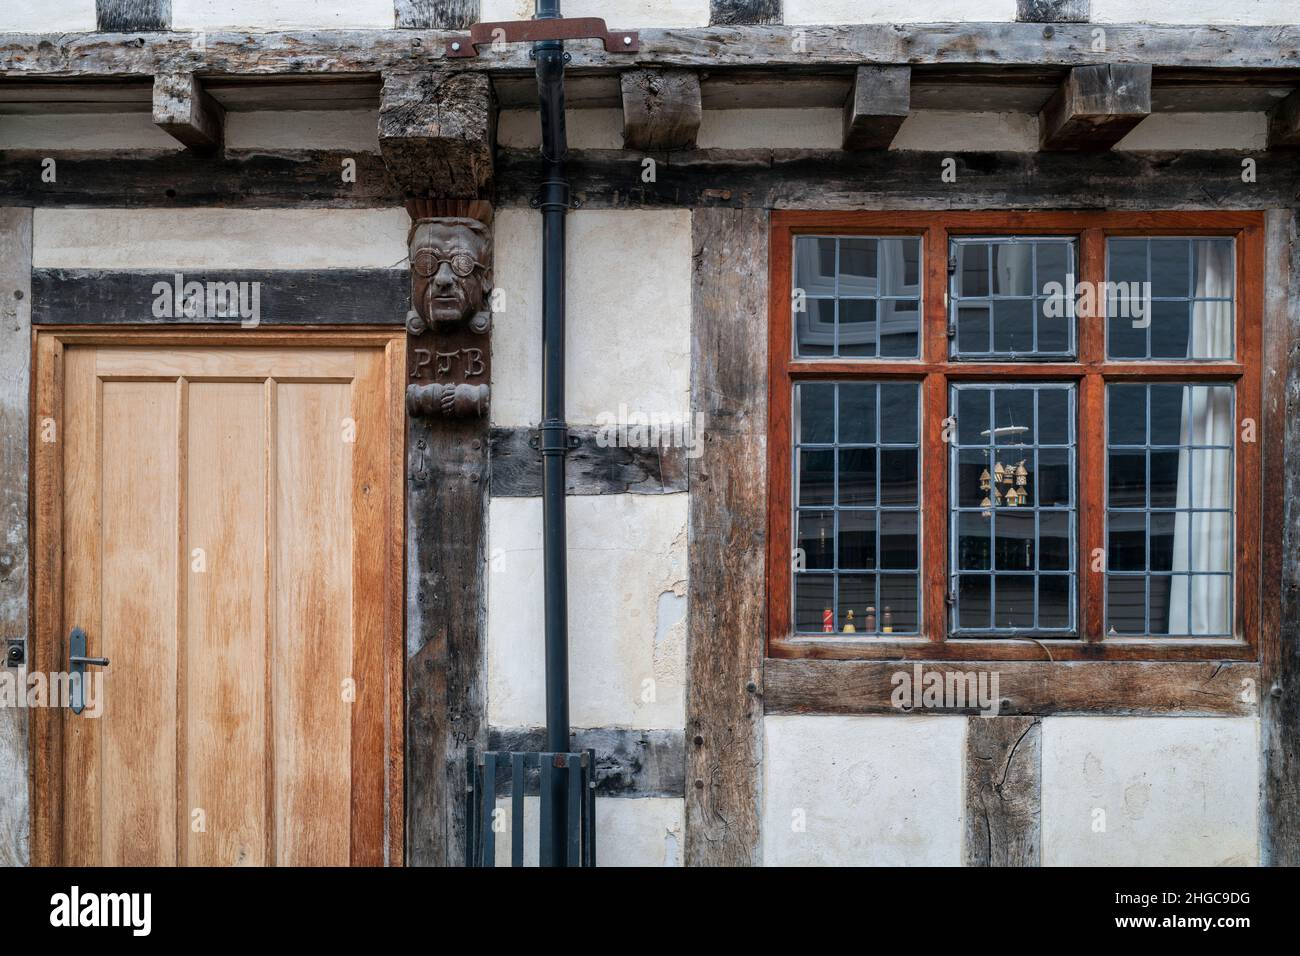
(769, 634, 1256, 663)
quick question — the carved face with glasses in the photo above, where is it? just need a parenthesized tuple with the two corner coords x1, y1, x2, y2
(407, 217, 492, 334)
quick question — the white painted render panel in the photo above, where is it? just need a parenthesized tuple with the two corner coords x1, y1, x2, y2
(697, 108, 842, 149)
(32, 208, 409, 269)
(0, 0, 95, 32)
(1093, 0, 1300, 25)
(487, 494, 687, 730)
(783, 0, 1017, 23)
(762, 715, 966, 866)
(493, 796, 684, 866)
(1041, 716, 1258, 866)
(480, 0, 710, 28)
(0, 113, 182, 151)
(891, 111, 1040, 151)
(497, 109, 625, 149)
(491, 208, 692, 428)
(1115, 112, 1268, 151)
(172, 0, 396, 31)
(224, 110, 382, 152)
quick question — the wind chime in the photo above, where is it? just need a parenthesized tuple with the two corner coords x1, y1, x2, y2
(980, 459, 1029, 516)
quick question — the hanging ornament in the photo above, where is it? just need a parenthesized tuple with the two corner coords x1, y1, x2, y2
(979, 468, 991, 491)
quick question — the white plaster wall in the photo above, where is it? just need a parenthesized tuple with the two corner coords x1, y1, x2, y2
(224, 110, 381, 152)
(491, 208, 692, 428)
(492, 796, 683, 866)
(497, 109, 625, 149)
(0, 0, 95, 32)
(1093, 0, 1300, 25)
(1115, 112, 1268, 151)
(32, 208, 409, 269)
(762, 715, 966, 866)
(0, 113, 182, 151)
(697, 108, 842, 149)
(487, 494, 687, 730)
(480, 0, 709, 28)
(172, 0, 395, 30)
(1041, 717, 1258, 867)
(891, 111, 1040, 151)
(783, 0, 1018, 23)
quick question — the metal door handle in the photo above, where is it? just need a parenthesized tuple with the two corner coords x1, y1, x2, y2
(68, 627, 109, 715)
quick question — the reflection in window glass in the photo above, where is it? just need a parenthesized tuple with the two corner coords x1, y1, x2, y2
(1106, 383, 1234, 636)
(950, 383, 1076, 633)
(794, 382, 921, 634)
(950, 237, 1077, 359)
(1106, 237, 1235, 360)
(794, 236, 922, 358)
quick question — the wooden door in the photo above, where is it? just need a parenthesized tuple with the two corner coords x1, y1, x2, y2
(31, 331, 405, 866)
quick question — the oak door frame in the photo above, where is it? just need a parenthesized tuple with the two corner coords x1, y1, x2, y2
(28, 326, 407, 866)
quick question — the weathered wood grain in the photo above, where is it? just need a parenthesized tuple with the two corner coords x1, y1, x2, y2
(1263, 209, 1300, 867)
(496, 147, 1300, 210)
(842, 65, 910, 151)
(0, 149, 400, 208)
(396, 0, 479, 30)
(152, 72, 224, 153)
(0, 208, 32, 867)
(964, 716, 1041, 867)
(1267, 89, 1300, 148)
(31, 269, 407, 326)
(685, 208, 767, 867)
(487, 728, 686, 797)
(379, 70, 495, 199)
(1039, 64, 1152, 151)
(621, 69, 702, 151)
(7, 24, 1300, 77)
(97, 0, 170, 32)
(406, 317, 490, 867)
(489, 425, 688, 497)
(766, 659, 1262, 716)
(1017, 0, 1089, 22)
(710, 0, 781, 25)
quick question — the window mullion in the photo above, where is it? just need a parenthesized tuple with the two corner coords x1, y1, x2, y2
(923, 372, 948, 641)
(1080, 372, 1106, 641)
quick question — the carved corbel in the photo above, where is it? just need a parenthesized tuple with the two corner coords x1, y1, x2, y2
(404, 199, 494, 337)
(407, 382, 490, 418)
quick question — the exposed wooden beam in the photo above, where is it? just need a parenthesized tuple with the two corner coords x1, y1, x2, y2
(97, 0, 170, 32)
(487, 728, 686, 797)
(686, 209, 768, 867)
(710, 0, 781, 25)
(842, 65, 910, 151)
(621, 69, 702, 151)
(1266, 88, 1300, 147)
(765, 659, 1260, 717)
(1017, 0, 1090, 22)
(1039, 63, 1152, 151)
(964, 717, 1041, 867)
(7, 25, 1300, 79)
(31, 269, 407, 326)
(396, 1, 479, 30)
(490, 425, 688, 497)
(152, 72, 224, 153)
(378, 69, 495, 199)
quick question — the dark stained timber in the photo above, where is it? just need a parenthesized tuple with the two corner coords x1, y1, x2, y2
(489, 425, 688, 497)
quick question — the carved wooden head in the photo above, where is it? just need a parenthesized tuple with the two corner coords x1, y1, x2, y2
(408, 217, 493, 332)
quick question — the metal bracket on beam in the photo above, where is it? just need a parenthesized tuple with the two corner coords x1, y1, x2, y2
(446, 17, 640, 57)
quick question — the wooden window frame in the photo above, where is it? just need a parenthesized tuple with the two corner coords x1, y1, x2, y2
(767, 211, 1265, 663)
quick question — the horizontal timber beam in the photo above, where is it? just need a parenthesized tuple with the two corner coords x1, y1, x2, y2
(496, 147, 1300, 210)
(486, 728, 685, 797)
(1039, 63, 1151, 151)
(6, 24, 1300, 78)
(152, 72, 224, 153)
(842, 65, 910, 151)
(0, 149, 400, 207)
(490, 425, 688, 496)
(765, 659, 1260, 717)
(378, 69, 495, 199)
(621, 69, 702, 151)
(31, 269, 407, 325)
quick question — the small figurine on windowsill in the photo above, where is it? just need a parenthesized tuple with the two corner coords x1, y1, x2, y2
(842, 609, 857, 633)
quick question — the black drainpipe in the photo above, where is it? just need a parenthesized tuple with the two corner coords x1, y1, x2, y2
(534, 0, 571, 866)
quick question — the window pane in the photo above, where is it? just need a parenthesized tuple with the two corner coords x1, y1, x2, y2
(794, 235, 922, 358)
(951, 237, 1076, 359)
(793, 382, 921, 635)
(950, 383, 1076, 634)
(1106, 236, 1234, 360)
(1105, 383, 1235, 636)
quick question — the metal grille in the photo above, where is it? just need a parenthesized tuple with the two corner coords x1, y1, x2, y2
(465, 748, 596, 867)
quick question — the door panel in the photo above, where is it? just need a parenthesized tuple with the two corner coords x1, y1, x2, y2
(35, 333, 403, 867)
